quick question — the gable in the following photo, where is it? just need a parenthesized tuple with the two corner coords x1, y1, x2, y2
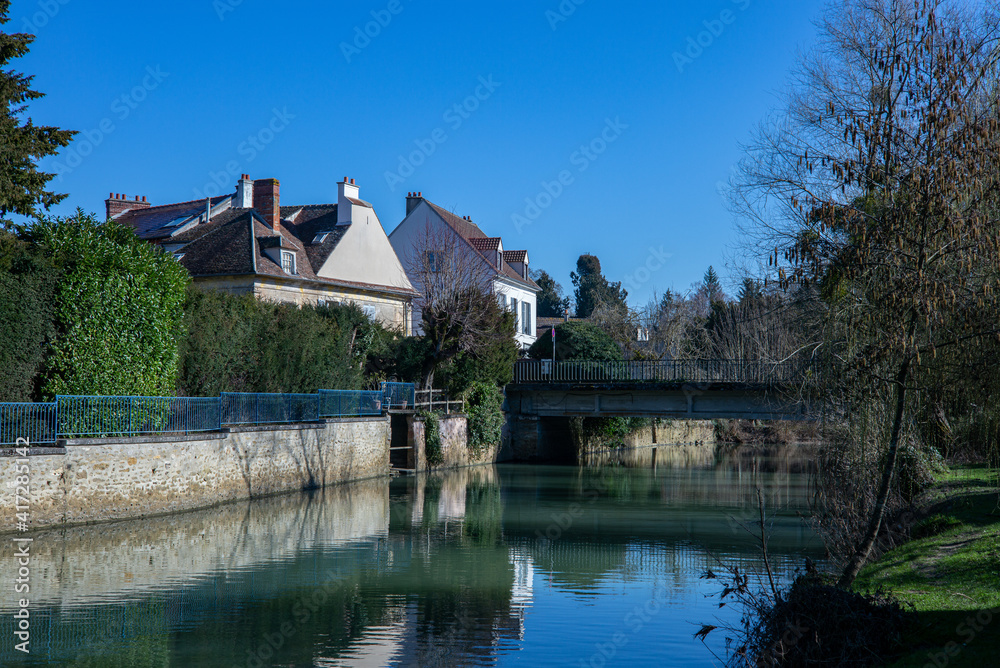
(316, 207, 414, 291)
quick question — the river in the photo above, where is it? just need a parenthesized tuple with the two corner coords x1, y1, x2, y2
(1, 444, 824, 667)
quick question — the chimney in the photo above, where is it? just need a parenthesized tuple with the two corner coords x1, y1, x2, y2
(337, 176, 361, 225)
(563, 307, 570, 323)
(406, 191, 422, 216)
(105, 193, 151, 220)
(235, 174, 253, 208)
(253, 178, 281, 232)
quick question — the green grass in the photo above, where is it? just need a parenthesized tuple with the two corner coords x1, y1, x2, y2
(855, 465, 1000, 667)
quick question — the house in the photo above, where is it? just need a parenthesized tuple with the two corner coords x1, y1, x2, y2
(388, 193, 539, 348)
(108, 176, 418, 334)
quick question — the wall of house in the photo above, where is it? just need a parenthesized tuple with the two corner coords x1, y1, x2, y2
(495, 278, 537, 349)
(0, 418, 390, 531)
(389, 201, 538, 346)
(194, 275, 411, 334)
(317, 211, 415, 294)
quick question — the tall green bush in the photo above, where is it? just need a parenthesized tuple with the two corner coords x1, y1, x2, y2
(0, 232, 58, 401)
(178, 287, 385, 395)
(24, 212, 189, 397)
(465, 381, 504, 455)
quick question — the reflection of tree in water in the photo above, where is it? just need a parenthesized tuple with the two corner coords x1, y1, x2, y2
(463, 480, 503, 546)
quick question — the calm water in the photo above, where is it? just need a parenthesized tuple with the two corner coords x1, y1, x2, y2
(2, 445, 824, 667)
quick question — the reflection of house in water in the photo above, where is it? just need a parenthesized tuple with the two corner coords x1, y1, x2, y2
(508, 547, 536, 638)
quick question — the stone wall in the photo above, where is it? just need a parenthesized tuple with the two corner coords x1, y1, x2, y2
(0, 418, 389, 531)
(408, 414, 495, 471)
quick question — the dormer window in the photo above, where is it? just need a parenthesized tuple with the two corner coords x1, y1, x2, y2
(281, 250, 296, 275)
(314, 232, 329, 244)
(173, 252, 185, 261)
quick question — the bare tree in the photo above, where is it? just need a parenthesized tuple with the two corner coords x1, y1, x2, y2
(731, 0, 1000, 587)
(406, 221, 515, 389)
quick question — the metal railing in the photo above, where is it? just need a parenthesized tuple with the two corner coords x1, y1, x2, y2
(56, 395, 222, 439)
(381, 382, 416, 410)
(0, 402, 58, 446)
(413, 389, 465, 413)
(1, 388, 400, 449)
(512, 360, 805, 385)
(319, 390, 383, 418)
(221, 393, 320, 426)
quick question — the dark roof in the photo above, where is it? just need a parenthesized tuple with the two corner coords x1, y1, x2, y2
(503, 250, 527, 263)
(469, 237, 502, 252)
(173, 206, 417, 297)
(118, 196, 230, 240)
(420, 199, 539, 291)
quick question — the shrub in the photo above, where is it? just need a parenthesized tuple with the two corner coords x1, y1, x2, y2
(418, 410, 443, 466)
(0, 232, 59, 401)
(528, 321, 622, 362)
(178, 287, 384, 395)
(465, 381, 504, 455)
(26, 212, 189, 398)
(736, 580, 913, 667)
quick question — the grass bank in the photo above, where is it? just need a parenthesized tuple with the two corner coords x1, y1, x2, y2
(855, 465, 1000, 667)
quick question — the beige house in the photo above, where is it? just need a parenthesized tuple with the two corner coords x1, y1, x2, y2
(109, 175, 417, 334)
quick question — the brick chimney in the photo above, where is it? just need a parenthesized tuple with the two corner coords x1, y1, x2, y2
(105, 193, 151, 220)
(235, 174, 253, 208)
(406, 191, 423, 216)
(253, 178, 280, 232)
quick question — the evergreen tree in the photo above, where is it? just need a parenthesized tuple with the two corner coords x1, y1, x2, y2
(531, 269, 569, 317)
(570, 254, 627, 318)
(702, 266, 725, 304)
(0, 2, 75, 224)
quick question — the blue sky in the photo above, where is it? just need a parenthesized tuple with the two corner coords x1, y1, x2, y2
(12, 0, 821, 306)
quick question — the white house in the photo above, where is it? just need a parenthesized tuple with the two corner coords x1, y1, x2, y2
(389, 193, 540, 349)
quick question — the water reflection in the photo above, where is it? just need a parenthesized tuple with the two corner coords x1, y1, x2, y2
(1, 445, 824, 667)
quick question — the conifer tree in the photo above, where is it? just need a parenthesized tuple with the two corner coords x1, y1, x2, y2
(0, 2, 75, 224)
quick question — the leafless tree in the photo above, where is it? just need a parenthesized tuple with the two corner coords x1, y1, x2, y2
(406, 221, 515, 389)
(731, 0, 1000, 587)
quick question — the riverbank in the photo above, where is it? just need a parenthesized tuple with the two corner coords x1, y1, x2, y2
(855, 465, 1000, 667)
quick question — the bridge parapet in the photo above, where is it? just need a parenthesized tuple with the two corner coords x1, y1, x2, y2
(513, 359, 804, 386)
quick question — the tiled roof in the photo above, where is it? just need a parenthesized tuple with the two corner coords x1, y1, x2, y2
(469, 237, 502, 252)
(173, 205, 416, 297)
(503, 250, 527, 263)
(118, 196, 230, 240)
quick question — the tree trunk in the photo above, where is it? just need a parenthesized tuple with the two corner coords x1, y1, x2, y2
(837, 358, 911, 589)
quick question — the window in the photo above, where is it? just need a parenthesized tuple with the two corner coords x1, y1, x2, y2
(317, 299, 328, 308)
(281, 250, 296, 275)
(522, 302, 532, 335)
(172, 252, 185, 261)
(510, 297, 518, 330)
(499, 294, 507, 308)
(425, 250, 444, 273)
(362, 304, 378, 319)
(313, 232, 329, 244)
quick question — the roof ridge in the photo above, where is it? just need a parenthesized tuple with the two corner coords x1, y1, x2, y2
(127, 194, 231, 212)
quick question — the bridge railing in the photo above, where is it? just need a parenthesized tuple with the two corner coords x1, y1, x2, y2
(513, 360, 804, 385)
